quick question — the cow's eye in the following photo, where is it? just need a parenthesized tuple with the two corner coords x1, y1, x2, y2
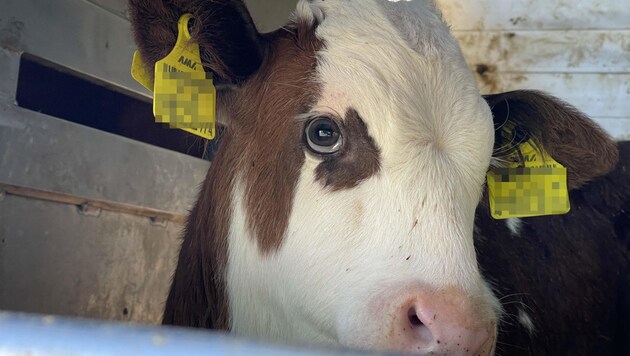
(305, 117, 343, 154)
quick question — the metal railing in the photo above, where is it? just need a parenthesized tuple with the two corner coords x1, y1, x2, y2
(0, 311, 394, 356)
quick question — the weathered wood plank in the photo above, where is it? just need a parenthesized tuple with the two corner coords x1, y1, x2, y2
(595, 118, 630, 140)
(476, 73, 630, 118)
(454, 30, 630, 73)
(436, 0, 630, 31)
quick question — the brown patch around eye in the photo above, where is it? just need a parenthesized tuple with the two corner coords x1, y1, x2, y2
(239, 29, 323, 254)
(315, 108, 381, 190)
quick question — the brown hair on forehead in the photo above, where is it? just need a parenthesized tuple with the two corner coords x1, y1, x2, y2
(232, 26, 383, 253)
(233, 22, 324, 253)
(163, 20, 323, 329)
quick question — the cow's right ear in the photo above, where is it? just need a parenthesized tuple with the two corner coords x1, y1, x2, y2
(128, 0, 264, 84)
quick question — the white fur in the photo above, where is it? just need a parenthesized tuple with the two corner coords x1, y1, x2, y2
(518, 308, 536, 335)
(506, 218, 523, 236)
(228, 0, 501, 350)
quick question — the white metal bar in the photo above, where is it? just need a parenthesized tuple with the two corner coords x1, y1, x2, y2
(0, 312, 388, 356)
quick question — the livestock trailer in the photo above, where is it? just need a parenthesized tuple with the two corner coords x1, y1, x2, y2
(0, 0, 628, 354)
(0, 0, 317, 353)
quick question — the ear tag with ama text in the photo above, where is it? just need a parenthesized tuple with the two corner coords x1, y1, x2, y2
(131, 14, 216, 140)
(487, 130, 570, 219)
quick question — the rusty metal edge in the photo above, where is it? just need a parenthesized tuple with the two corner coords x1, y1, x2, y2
(0, 181, 187, 224)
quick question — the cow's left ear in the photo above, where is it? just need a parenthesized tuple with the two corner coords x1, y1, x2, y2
(484, 90, 618, 190)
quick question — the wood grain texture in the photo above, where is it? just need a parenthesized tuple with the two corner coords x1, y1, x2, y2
(436, 0, 630, 31)
(438, 0, 630, 139)
(474, 73, 629, 117)
(455, 30, 630, 73)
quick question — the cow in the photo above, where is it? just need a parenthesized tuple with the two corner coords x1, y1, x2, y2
(128, 0, 625, 355)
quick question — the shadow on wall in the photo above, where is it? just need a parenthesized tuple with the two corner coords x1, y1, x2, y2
(245, 0, 298, 33)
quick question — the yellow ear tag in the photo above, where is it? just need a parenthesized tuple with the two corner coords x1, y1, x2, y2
(487, 137, 570, 219)
(131, 13, 216, 140)
(131, 51, 154, 92)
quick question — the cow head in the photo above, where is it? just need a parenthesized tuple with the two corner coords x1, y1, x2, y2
(129, 0, 618, 354)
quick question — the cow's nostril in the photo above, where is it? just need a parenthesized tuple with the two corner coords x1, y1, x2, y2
(407, 307, 423, 327)
(406, 306, 434, 346)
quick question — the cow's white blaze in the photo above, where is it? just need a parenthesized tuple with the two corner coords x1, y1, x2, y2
(228, 0, 501, 349)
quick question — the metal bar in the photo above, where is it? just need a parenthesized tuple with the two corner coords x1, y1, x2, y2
(0, 182, 187, 224)
(0, 312, 379, 356)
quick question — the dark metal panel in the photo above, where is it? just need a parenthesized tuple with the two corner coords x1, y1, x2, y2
(0, 85, 206, 324)
(85, 0, 129, 19)
(0, 195, 180, 324)
(244, 0, 299, 32)
(0, 0, 211, 325)
(1, 0, 147, 96)
(0, 101, 209, 214)
(0, 0, 301, 97)
(83, 0, 301, 33)
(0, 49, 19, 99)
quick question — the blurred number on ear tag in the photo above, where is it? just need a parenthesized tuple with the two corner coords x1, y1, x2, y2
(487, 139, 570, 219)
(153, 13, 216, 140)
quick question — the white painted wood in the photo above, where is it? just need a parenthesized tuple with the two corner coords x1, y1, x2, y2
(454, 30, 630, 73)
(595, 118, 630, 140)
(436, 0, 630, 31)
(439, 0, 630, 139)
(477, 73, 629, 118)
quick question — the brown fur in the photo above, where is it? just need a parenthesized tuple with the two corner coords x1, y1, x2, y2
(236, 29, 323, 253)
(162, 133, 237, 328)
(128, 0, 263, 83)
(315, 108, 382, 191)
(485, 90, 619, 189)
(131, 0, 325, 327)
(475, 141, 630, 355)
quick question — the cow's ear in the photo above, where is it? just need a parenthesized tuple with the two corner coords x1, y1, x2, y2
(484, 90, 618, 190)
(128, 0, 263, 84)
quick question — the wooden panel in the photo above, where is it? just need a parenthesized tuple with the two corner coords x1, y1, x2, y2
(439, 0, 630, 138)
(595, 118, 630, 140)
(436, 0, 630, 31)
(454, 30, 630, 73)
(475, 73, 630, 118)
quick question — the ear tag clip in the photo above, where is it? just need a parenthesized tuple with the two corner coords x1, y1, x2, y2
(130, 14, 216, 140)
(487, 133, 570, 220)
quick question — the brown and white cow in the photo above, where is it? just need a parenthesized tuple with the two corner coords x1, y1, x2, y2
(129, 0, 620, 354)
